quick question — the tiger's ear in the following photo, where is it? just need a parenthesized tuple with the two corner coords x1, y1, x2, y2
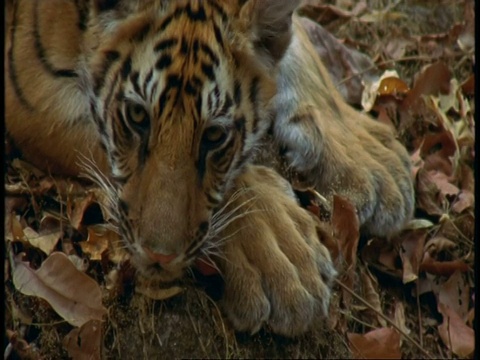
(239, 0, 300, 65)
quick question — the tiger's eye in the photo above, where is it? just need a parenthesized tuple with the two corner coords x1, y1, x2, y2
(203, 126, 228, 149)
(126, 102, 149, 127)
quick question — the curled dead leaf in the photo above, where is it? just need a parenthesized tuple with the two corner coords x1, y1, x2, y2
(396, 229, 428, 284)
(424, 236, 456, 258)
(63, 320, 103, 360)
(68, 192, 101, 230)
(403, 218, 434, 230)
(420, 252, 469, 277)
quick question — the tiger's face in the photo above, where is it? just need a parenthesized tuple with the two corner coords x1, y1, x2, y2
(83, 0, 298, 280)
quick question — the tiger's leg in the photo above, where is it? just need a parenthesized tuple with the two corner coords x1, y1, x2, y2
(214, 165, 336, 336)
(273, 17, 414, 237)
(275, 104, 414, 237)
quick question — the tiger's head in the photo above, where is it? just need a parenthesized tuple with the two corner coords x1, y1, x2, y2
(81, 0, 299, 281)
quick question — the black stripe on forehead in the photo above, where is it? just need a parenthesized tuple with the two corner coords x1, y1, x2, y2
(158, 73, 182, 112)
(205, 0, 228, 23)
(158, 0, 227, 32)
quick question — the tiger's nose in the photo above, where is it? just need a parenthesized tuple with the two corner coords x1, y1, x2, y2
(143, 247, 179, 266)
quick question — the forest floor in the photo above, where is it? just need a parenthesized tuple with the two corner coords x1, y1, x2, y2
(4, 0, 475, 359)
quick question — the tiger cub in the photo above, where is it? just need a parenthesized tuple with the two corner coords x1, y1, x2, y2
(5, 0, 413, 336)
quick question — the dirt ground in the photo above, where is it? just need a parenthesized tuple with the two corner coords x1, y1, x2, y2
(4, 0, 474, 359)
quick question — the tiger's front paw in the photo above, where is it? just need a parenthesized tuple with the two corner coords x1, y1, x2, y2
(274, 105, 414, 237)
(215, 166, 336, 336)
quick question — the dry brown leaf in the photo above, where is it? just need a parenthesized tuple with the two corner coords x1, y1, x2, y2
(428, 170, 459, 198)
(461, 74, 474, 96)
(331, 195, 360, 272)
(332, 195, 360, 307)
(6, 215, 61, 255)
(80, 225, 111, 261)
(438, 303, 474, 358)
(347, 327, 401, 359)
(397, 229, 428, 284)
(63, 320, 103, 360)
(416, 168, 449, 216)
(400, 62, 452, 130)
(424, 236, 457, 257)
(299, 2, 353, 29)
(451, 191, 474, 214)
(457, 163, 475, 193)
(68, 192, 99, 230)
(361, 238, 402, 279)
(101, 228, 130, 264)
(421, 131, 457, 173)
(435, 271, 470, 321)
(393, 301, 410, 346)
(384, 37, 415, 61)
(422, 153, 454, 178)
(410, 146, 424, 179)
(12, 252, 107, 327)
(404, 61, 452, 99)
(23, 227, 62, 256)
(360, 267, 386, 327)
(439, 212, 475, 244)
(465, 306, 475, 328)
